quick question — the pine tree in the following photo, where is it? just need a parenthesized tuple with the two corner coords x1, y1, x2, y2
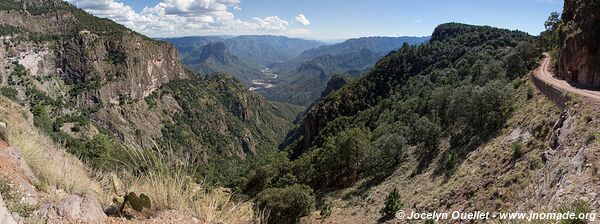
(380, 187, 403, 220)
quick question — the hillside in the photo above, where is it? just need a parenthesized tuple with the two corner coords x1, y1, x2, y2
(225, 22, 589, 223)
(0, 0, 302, 222)
(226, 35, 325, 65)
(261, 49, 383, 106)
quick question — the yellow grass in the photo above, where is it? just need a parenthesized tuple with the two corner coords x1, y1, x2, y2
(0, 97, 260, 223)
(119, 147, 262, 223)
(0, 97, 104, 198)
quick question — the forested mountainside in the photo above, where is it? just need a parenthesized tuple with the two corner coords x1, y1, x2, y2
(0, 0, 301, 183)
(555, 0, 600, 87)
(229, 23, 553, 223)
(290, 23, 537, 158)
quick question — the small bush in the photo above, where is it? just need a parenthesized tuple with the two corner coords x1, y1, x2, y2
(0, 87, 18, 101)
(444, 150, 459, 176)
(512, 78, 525, 89)
(255, 184, 316, 224)
(320, 199, 333, 218)
(380, 187, 403, 220)
(511, 141, 523, 159)
(585, 132, 597, 145)
(526, 87, 534, 100)
(106, 50, 127, 64)
(528, 155, 543, 170)
(0, 176, 38, 217)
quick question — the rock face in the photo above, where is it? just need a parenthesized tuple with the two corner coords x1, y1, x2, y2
(556, 0, 600, 87)
(60, 32, 188, 107)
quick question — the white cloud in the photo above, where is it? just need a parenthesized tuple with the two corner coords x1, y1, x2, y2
(413, 20, 422, 23)
(66, 0, 310, 37)
(295, 14, 310, 25)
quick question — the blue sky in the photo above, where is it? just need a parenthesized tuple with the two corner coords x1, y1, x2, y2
(68, 0, 564, 40)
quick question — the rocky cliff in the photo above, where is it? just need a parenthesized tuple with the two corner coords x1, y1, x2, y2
(61, 32, 187, 107)
(556, 0, 600, 87)
(0, 0, 301, 173)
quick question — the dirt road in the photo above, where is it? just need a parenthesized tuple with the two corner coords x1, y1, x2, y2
(534, 53, 600, 101)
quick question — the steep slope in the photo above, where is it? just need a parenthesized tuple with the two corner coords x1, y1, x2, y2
(292, 24, 533, 156)
(183, 42, 266, 84)
(0, 0, 301, 185)
(555, 0, 600, 88)
(232, 23, 550, 223)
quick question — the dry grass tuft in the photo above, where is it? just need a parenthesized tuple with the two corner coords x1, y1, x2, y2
(0, 97, 104, 198)
(114, 147, 262, 223)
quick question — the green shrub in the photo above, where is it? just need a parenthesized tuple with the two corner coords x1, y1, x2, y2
(0, 87, 18, 101)
(527, 87, 534, 100)
(255, 184, 316, 224)
(380, 187, 403, 220)
(106, 50, 127, 64)
(444, 149, 459, 176)
(512, 78, 525, 89)
(320, 199, 332, 218)
(31, 104, 53, 133)
(528, 155, 543, 170)
(511, 141, 523, 159)
(585, 132, 598, 145)
(313, 127, 372, 187)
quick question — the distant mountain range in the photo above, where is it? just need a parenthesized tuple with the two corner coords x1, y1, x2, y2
(266, 36, 431, 105)
(181, 41, 265, 84)
(162, 35, 430, 106)
(294, 36, 431, 62)
(162, 35, 324, 66)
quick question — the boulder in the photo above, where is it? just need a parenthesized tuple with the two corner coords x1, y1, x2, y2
(40, 195, 106, 223)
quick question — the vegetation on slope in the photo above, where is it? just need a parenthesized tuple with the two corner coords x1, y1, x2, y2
(229, 23, 544, 223)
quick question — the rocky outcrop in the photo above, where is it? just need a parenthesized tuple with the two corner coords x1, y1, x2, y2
(39, 195, 106, 224)
(556, 0, 600, 87)
(59, 32, 188, 107)
(320, 75, 348, 97)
